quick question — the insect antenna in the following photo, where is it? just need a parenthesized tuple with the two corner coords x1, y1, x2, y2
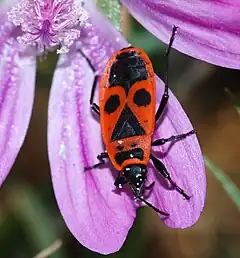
(124, 177, 169, 216)
(137, 196, 169, 216)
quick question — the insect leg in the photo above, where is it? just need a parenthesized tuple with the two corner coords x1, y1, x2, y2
(114, 174, 127, 188)
(155, 26, 178, 122)
(84, 152, 108, 171)
(150, 154, 190, 200)
(152, 129, 195, 146)
(90, 75, 100, 115)
(129, 182, 169, 216)
(78, 49, 100, 115)
(145, 181, 155, 190)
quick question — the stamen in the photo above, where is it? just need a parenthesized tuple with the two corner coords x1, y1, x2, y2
(7, 0, 89, 54)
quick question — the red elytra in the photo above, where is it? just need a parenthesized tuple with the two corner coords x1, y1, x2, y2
(99, 47, 156, 171)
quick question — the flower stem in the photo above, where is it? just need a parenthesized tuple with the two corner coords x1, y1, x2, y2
(97, 0, 122, 31)
(204, 156, 240, 210)
(33, 240, 62, 258)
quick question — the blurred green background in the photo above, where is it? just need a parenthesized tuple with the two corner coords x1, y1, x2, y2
(1, 1, 240, 258)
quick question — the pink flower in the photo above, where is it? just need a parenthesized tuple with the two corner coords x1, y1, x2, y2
(0, 0, 88, 186)
(7, 0, 89, 53)
(2, 0, 239, 255)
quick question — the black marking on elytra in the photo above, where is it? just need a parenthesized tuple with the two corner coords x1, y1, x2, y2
(111, 105, 145, 141)
(104, 94, 120, 114)
(133, 88, 151, 107)
(116, 145, 124, 151)
(109, 51, 148, 95)
(131, 143, 137, 148)
(115, 148, 144, 165)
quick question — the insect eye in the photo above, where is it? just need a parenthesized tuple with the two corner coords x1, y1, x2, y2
(104, 94, 120, 114)
(133, 88, 151, 107)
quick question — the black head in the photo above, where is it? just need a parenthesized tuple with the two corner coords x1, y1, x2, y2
(122, 164, 169, 216)
(123, 164, 147, 197)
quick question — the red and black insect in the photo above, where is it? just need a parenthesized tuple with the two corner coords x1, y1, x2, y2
(84, 26, 195, 216)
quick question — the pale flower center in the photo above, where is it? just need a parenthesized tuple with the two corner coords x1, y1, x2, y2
(7, 0, 89, 54)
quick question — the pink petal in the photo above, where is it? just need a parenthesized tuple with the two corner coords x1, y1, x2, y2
(0, 38, 36, 187)
(48, 2, 205, 254)
(147, 77, 205, 228)
(120, 0, 240, 69)
(0, 0, 17, 18)
(0, 0, 18, 50)
(48, 51, 135, 254)
(77, 1, 128, 71)
(48, 4, 134, 255)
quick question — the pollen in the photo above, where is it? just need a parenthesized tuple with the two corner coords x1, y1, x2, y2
(7, 0, 89, 54)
